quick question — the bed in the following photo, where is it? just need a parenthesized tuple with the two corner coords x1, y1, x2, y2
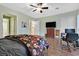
(0, 37, 31, 56)
(0, 35, 49, 56)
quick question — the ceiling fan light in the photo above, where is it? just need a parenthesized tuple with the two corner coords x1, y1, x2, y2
(37, 8, 42, 11)
(40, 10, 43, 13)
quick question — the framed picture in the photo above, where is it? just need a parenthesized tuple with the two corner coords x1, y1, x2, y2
(21, 21, 27, 28)
(55, 30, 60, 36)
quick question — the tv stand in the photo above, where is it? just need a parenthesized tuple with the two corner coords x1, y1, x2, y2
(46, 28, 55, 38)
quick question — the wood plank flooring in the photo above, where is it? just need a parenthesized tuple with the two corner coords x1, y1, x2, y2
(46, 38, 79, 56)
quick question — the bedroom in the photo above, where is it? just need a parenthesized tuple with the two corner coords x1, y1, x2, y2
(0, 3, 79, 56)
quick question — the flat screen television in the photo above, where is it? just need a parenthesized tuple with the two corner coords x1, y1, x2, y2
(65, 29, 75, 33)
(46, 22, 56, 28)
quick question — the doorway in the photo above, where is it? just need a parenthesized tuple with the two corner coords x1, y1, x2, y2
(30, 20, 40, 35)
(3, 15, 16, 37)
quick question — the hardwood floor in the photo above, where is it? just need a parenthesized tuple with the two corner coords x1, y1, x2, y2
(46, 38, 79, 56)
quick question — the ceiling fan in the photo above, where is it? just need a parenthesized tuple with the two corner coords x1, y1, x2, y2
(30, 3, 48, 13)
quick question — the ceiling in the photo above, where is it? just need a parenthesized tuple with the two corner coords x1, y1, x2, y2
(0, 3, 79, 18)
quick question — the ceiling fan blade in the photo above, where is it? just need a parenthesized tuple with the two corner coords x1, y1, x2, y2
(37, 3, 43, 6)
(42, 7, 48, 9)
(40, 10, 43, 13)
(33, 9, 37, 12)
(30, 5, 37, 8)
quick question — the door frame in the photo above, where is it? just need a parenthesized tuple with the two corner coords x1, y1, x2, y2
(3, 14, 17, 36)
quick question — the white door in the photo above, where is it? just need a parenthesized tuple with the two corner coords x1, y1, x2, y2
(3, 18, 9, 37)
(31, 20, 40, 35)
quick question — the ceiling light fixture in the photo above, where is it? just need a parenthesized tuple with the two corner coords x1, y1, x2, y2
(55, 7, 59, 10)
(29, 3, 48, 13)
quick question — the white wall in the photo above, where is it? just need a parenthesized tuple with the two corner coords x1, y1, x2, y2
(60, 12, 77, 33)
(0, 5, 34, 38)
(38, 11, 77, 36)
(77, 12, 79, 34)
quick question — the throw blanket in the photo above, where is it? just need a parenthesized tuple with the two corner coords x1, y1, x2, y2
(0, 38, 28, 56)
(0, 44, 23, 56)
